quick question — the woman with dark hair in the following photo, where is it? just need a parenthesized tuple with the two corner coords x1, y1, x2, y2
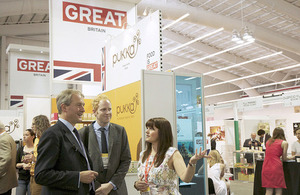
(134, 117, 208, 194)
(261, 127, 288, 195)
(16, 129, 35, 195)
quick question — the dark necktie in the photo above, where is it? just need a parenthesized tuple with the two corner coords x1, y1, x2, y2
(73, 128, 82, 147)
(100, 128, 108, 153)
(73, 128, 95, 191)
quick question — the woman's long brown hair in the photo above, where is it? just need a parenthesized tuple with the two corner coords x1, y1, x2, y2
(268, 127, 286, 146)
(142, 117, 173, 167)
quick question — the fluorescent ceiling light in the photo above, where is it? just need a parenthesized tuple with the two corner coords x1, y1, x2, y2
(263, 102, 284, 106)
(205, 77, 300, 98)
(205, 63, 300, 88)
(185, 77, 196, 80)
(162, 13, 190, 30)
(163, 28, 224, 55)
(216, 89, 300, 105)
(171, 41, 254, 71)
(204, 51, 282, 75)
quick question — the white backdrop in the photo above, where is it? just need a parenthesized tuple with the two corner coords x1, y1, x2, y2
(24, 96, 51, 129)
(51, 0, 136, 84)
(7, 45, 50, 108)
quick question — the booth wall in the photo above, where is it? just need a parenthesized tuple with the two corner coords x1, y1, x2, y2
(0, 36, 49, 109)
(210, 104, 299, 153)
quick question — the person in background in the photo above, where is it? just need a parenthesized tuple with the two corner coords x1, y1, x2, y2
(23, 115, 50, 195)
(291, 128, 300, 157)
(207, 150, 229, 195)
(79, 94, 131, 195)
(34, 89, 98, 195)
(243, 133, 261, 149)
(257, 129, 271, 150)
(261, 127, 288, 195)
(0, 120, 17, 195)
(134, 117, 209, 194)
(243, 133, 261, 164)
(16, 129, 35, 195)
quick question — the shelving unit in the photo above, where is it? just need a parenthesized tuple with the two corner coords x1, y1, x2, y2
(233, 150, 265, 182)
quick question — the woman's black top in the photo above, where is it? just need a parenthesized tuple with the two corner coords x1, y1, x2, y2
(16, 146, 31, 181)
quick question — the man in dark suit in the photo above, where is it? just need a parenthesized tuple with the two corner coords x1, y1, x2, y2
(0, 121, 17, 195)
(79, 94, 131, 195)
(257, 129, 271, 150)
(35, 89, 98, 195)
(243, 132, 261, 149)
(243, 133, 261, 164)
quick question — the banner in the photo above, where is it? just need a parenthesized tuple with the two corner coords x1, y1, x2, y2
(50, 81, 141, 161)
(104, 81, 141, 161)
(50, 0, 136, 84)
(104, 10, 162, 91)
(7, 46, 50, 108)
(237, 97, 263, 112)
(283, 91, 300, 106)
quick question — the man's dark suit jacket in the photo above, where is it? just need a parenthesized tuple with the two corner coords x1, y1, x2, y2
(243, 138, 261, 163)
(260, 133, 271, 145)
(79, 122, 131, 195)
(35, 120, 92, 195)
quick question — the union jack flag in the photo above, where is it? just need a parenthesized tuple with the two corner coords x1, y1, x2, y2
(101, 47, 106, 91)
(53, 60, 103, 82)
(10, 95, 23, 108)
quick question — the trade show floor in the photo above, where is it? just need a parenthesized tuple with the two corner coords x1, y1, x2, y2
(230, 180, 253, 195)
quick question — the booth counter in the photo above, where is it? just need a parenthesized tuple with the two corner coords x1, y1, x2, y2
(254, 159, 300, 195)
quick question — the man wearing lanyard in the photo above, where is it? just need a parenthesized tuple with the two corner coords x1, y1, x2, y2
(79, 94, 131, 195)
(35, 89, 98, 195)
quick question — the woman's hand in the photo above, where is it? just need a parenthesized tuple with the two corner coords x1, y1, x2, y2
(23, 153, 34, 163)
(189, 148, 210, 164)
(23, 163, 32, 170)
(134, 176, 149, 192)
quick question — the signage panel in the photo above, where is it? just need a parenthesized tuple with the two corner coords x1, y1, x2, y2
(8, 51, 50, 108)
(283, 91, 300, 106)
(237, 97, 263, 112)
(104, 10, 162, 91)
(51, 0, 136, 84)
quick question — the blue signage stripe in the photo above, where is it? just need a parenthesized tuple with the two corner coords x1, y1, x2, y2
(10, 101, 22, 106)
(54, 69, 71, 77)
(75, 73, 91, 81)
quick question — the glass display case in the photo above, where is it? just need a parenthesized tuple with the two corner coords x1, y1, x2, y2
(233, 150, 265, 182)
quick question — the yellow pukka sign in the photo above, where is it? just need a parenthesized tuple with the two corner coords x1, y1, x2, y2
(51, 81, 141, 161)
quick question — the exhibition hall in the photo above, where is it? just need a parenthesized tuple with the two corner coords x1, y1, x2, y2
(0, 0, 300, 195)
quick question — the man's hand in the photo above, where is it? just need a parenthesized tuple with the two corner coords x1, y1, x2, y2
(95, 183, 113, 195)
(80, 170, 98, 184)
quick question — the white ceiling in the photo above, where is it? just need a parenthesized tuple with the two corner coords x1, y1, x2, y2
(1, 0, 300, 105)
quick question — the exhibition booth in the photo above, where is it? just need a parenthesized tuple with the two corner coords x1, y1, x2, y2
(2, 0, 209, 194)
(2, 0, 300, 195)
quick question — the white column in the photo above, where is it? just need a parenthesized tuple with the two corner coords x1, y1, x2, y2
(0, 36, 7, 109)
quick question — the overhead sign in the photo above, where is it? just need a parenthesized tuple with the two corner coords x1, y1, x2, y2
(283, 91, 300, 106)
(50, 0, 136, 84)
(62, 2, 127, 28)
(237, 97, 263, 112)
(104, 10, 162, 91)
(17, 59, 50, 73)
(7, 47, 50, 108)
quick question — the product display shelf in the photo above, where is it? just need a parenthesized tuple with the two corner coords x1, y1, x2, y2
(233, 150, 265, 182)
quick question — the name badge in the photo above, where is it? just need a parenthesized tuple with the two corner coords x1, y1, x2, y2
(102, 153, 108, 168)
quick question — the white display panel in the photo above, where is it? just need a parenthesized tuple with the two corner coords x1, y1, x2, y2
(105, 10, 162, 91)
(7, 46, 50, 108)
(24, 96, 51, 129)
(141, 70, 177, 148)
(50, 0, 136, 83)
